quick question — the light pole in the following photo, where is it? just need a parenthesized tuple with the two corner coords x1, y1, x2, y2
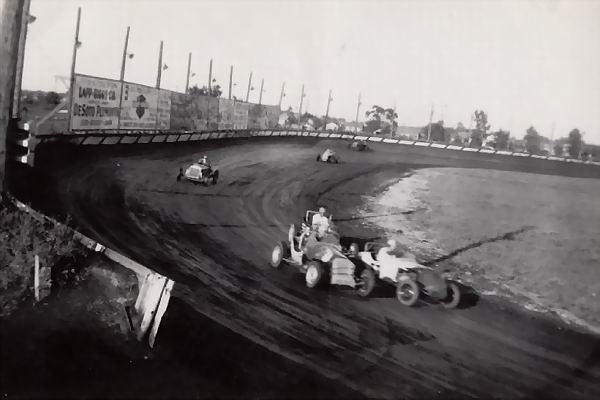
(185, 52, 192, 94)
(118, 26, 134, 129)
(67, 7, 82, 131)
(258, 78, 265, 105)
(278, 81, 286, 108)
(354, 92, 362, 132)
(228, 65, 233, 100)
(155, 40, 165, 88)
(208, 59, 213, 93)
(426, 103, 434, 141)
(298, 84, 305, 119)
(324, 89, 333, 127)
(246, 72, 253, 102)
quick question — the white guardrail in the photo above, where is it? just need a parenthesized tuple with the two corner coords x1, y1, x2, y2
(11, 127, 600, 167)
(7, 193, 174, 349)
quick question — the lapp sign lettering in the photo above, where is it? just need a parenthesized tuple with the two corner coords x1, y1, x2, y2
(70, 74, 121, 130)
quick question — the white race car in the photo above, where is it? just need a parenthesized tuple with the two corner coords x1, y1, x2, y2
(270, 210, 374, 295)
(316, 149, 339, 163)
(178, 161, 219, 185)
(358, 242, 461, 308)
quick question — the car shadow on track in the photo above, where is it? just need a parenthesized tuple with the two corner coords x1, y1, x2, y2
(365, 281, 480, 310)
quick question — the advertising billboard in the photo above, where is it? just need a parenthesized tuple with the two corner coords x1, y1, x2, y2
(119, 82, 159, 129)
(70, 74, 121, 130)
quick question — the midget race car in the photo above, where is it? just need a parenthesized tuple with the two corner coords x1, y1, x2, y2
(178, 161, 219, 185)
(357, 242, 461, 308)
(270, 210, 375, 296)
(316, 149, 339, 163)
(348, 140, 369, 151)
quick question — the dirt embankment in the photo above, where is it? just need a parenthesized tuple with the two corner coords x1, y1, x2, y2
(360, 167, 600, 334)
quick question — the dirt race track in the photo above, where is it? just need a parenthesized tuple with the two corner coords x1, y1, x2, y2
(15, 137, 600, 399)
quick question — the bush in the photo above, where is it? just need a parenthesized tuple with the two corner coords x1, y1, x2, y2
(0, 207, 84, 315)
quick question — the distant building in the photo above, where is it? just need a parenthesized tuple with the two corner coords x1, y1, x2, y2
(345, 121, 363, 133)
(395, 125, 421, 140)
(325, 122, 339, 131)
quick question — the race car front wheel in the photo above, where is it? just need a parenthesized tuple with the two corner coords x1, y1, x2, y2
(305, 261, 325, 289)
(396, 278, 419, 306)
(270, 241, 288, 268)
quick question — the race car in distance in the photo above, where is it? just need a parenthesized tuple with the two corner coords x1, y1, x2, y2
(270, 210, 375, 296)
(357, 240, 461, 308)
(348, 140, 369, 151)
(316, 148, 339, 163)
(177, 158, 219, 185)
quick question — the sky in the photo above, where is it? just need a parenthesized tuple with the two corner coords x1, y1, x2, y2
(22, 0, 600, 143)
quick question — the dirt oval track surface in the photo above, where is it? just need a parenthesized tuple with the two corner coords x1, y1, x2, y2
(27, 138, 600, 399)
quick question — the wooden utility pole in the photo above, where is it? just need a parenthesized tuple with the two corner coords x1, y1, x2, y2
(228, 65, 233, 100)
(426, 103, 434, 141)
(67, 7, 82, 131)
(278, 81, 285, 108)
(298, 84, 305, 118)
(156, 40, 163, 88)
(245, 71, 252, 102)
(258, 78, 264, 105)
(119, 26, 130, 82)
(1, 0, 27, 195)
(354, 92, 362, 132)
(324, 89, 332, 126)
(12, 0, 31, 119)
(185, 52, 191, 94)
(117, 25, 130, 130)
(208, 59, 212, 93)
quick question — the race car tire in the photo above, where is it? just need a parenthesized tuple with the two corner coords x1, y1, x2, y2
(212, 170, 219, 185)
(316, 155, 321, 162)
(270, 241, 288, 268)
(396, 277, 419, 306)
(326, 157, 331, 163)
(356, 268, 376, 297)
(440, 281, 461, 309)
(305, 261, 326, 289)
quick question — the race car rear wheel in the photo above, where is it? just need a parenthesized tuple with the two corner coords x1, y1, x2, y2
(396, 278, 419, 306)
(211, 170, 219, 185)
(356, 268, 376, 297)
(305, 261, 325, 289)
(440, 281, 461, 309)
(316, 155, 321, 162)
(270, 241, 288, 268)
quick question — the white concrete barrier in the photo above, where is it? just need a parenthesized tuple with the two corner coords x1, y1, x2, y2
(31, 129, 600, 169)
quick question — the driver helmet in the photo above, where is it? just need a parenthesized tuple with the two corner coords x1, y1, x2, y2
(318, 206, 326, 216)
(387, 239, 397, 251)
